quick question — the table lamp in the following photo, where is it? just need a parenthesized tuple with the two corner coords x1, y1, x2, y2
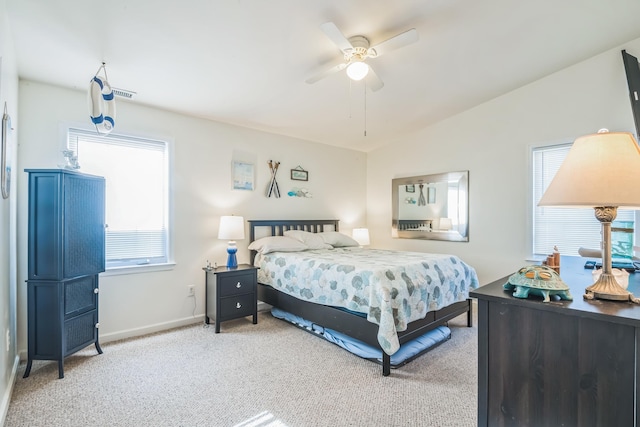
(352, 228, 370, 246)
(538, 130, 640, 303)
(439, 218, 453, 231)
(218, 215, 245, 268)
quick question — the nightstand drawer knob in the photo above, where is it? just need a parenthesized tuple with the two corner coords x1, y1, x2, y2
(236, 282, 242, 288)
(94, 288, 99, 294)
(95, 323, 100, 329)
(236, 302, 242, 309)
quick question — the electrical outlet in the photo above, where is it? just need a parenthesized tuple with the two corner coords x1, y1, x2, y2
(188, 285, 195, 296)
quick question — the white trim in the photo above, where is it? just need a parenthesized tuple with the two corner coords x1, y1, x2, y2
(98, 315, 205, 343)
(100, 262, 176, 277)
(0, 354, 20, 426)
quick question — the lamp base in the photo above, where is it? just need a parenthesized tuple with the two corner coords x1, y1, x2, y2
(584, 273, 640, 303)
(226, 243, 238, 269)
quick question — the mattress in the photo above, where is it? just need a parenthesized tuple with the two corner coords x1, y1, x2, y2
(255, 247, 478, 355)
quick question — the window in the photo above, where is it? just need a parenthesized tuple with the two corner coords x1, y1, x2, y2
(532, 143, 635, 258)
(68, 128, 171, 269)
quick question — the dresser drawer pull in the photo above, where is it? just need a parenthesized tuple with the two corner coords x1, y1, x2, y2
(236, 282, 242, 288)
(94, 288, 99, 294)
(95, 323, 100, 329)
(236, 302, 242, 309)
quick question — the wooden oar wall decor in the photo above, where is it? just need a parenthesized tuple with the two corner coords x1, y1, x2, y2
(266, 160, 281, 198)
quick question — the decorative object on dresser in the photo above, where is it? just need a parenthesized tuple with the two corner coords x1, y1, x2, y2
(471, 256, 640, 427)
(204, 264, 258, 333)
(218, 215, 245, 269)
(24, 169, 105, 379)
(503, 265, 572, 302)
(248, 219, 478, 376)
(538, 130, 640, 303)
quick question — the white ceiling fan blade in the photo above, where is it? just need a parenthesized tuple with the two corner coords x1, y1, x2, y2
(365, 66, 384, 92)
(319, 22, 354, 53)
(370, 28, 418, 58)
(305, 62, 348, 84)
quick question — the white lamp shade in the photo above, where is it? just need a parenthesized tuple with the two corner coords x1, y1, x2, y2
(346, 61, 369, 81)
(439, 218, 453, 230)
(538, 131, 640, 208)
(352, 228, 370, 246)
(218, 216, 245, 240)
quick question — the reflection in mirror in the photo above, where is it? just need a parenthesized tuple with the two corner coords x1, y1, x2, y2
(392, 171, 469, 242)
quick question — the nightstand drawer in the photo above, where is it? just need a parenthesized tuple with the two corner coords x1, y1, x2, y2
(219, 293, 255, 318)
(218, 272, 255, 297)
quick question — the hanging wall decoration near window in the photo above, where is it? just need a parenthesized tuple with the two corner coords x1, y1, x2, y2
(291, 166, 308, 181)
(88, 63, 117, 135)
(288, 187, 313, 198)
(1, 102, 13, 199)
(232, 161, 255, 191)
(266, 160, 281, 198)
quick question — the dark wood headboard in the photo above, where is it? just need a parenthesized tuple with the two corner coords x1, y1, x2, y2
(248, 219, 339, 264)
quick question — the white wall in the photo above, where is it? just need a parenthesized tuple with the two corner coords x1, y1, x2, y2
(0, 0, 20, 421)
(367, 37, 640, 286)
(16, 81, 366, 351)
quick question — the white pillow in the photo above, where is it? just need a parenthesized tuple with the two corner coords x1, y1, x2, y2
(319, 231, 360, 247)
(248, 236, 308, 254)
(283, 230, 333, 250)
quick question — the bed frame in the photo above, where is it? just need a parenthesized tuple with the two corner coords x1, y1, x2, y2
(248, 219, 473, 376)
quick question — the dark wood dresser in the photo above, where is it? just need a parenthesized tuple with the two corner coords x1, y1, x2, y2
(24, 169, 105, 379)
(471, 256, 640, 427)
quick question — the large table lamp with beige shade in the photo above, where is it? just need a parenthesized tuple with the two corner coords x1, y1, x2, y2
(538, 130, 640, 303)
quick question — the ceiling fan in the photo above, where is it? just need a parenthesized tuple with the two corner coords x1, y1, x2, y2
(306, 22, 419, 91)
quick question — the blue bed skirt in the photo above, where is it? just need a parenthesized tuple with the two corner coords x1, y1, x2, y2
(270, 307, 451, 367)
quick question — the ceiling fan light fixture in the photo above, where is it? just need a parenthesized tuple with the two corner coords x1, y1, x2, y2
(346, 61, 369, 81)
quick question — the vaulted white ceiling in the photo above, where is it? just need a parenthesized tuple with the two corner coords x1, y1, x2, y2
(7, 0, 640, 151)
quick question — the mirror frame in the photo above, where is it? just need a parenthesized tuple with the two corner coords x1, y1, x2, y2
(392, 170, 469, 242)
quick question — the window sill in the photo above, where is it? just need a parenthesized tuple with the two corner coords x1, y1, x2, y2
(101, 262, 176, 277)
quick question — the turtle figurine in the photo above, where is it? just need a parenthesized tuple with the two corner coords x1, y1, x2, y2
(503, 265, 573, 302)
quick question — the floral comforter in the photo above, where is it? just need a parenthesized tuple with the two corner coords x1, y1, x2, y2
(255, 247, 479, 355)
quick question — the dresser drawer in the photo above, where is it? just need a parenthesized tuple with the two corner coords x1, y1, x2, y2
(218, 272, 255, 297)
(219, 293, 255, 318)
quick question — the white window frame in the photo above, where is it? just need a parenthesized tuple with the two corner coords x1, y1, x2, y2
(530, 141, 637, 259)
(64, 124, 174, 274)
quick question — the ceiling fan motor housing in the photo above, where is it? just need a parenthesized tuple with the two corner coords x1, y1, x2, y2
(345, 35, 377, 63)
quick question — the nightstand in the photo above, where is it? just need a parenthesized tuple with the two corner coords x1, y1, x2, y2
(204, 264, 258, 333)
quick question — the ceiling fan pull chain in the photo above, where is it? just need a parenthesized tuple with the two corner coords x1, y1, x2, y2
(349, 79, 353, 119)
(364, 82, 367, 137)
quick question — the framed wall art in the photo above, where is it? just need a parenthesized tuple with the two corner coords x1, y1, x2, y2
(232, 161, 254, 191)
(427, 186, 436, 204)
(1, 102, 12, 199)
(291, 166, 308, 181)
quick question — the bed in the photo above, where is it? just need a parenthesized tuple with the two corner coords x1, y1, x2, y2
(398, 219, 433, 231)
(248, 219, 478, 376)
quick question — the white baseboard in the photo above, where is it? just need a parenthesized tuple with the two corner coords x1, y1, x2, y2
(0, 354, 20, 426)
(99, 315, 206, 344)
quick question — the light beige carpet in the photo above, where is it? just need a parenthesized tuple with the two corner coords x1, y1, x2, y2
(5, 309, 477, 427)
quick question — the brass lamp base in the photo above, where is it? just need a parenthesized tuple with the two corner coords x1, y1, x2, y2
(584, 273, 640, 304)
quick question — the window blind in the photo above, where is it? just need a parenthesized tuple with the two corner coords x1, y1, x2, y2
(532, 144, 634, 257)
(68, 128, 169, 268)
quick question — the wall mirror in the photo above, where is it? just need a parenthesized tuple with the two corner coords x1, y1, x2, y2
(392, 170, 469, 242)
